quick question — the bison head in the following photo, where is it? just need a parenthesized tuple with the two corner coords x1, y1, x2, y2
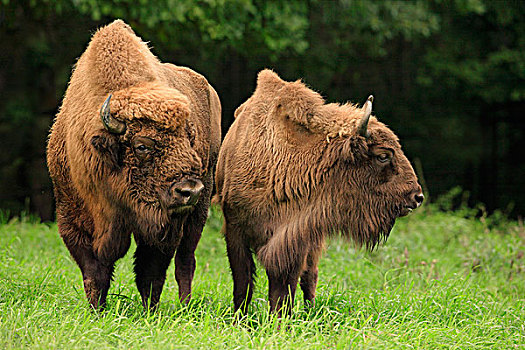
(91, 83, 204, 237)
(264, 71, 423, 248)
(338, 96, 424, 246)
(354, 95, 424, 217)
(315, 97, 423, 247)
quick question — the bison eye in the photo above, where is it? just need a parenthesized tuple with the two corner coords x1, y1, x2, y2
(136, 144, 149, 152)
(377, 153, 391, 163)
(132, 137, 156, 161)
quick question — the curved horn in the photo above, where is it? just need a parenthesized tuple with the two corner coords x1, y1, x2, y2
(357, 95, 373, 138)
(100, 94, 126, 134)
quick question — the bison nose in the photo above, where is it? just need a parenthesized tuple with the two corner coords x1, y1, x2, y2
(171, 178, 204, 207)
(414, 193, 424, 207)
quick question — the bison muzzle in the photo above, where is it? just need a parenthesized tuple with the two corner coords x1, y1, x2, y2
(47, 20, 221, 310)
(215, 70, 423, 314)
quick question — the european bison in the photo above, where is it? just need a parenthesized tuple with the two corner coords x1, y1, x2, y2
(215, 70, 423, 314)
(47, 20, 221, 309)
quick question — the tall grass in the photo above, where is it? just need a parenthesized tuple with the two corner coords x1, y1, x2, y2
(0, 204, 523, 349)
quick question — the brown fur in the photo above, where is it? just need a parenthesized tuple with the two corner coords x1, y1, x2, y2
(47, 20, 221, 309)
(215, 70, 422, 313)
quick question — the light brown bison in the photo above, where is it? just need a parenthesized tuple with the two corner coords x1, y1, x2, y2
(215, 70, 423, 314)
(46, 20, 221, 309)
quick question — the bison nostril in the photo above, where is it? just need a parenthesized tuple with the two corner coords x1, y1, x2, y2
(171, 178, 204, 206)
(414, 193, 424, 206)
(175, 187, 194, 199)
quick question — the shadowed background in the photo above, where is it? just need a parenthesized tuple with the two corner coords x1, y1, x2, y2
(1, 0, 524, 220)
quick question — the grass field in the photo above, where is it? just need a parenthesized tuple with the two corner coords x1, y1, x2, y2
(1, 203, 524, 349)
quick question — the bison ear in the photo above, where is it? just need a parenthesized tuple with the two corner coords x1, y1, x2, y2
(338, 134, 369, 164)
(91, 132, 122, 170)
(273, 81, 323, 130)
(275, 102, 313, 131)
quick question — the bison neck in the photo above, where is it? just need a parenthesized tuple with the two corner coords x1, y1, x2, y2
(130, 207, 188, 248)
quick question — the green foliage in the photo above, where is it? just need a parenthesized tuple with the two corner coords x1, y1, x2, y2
(418, 0, 525, 105)
(0, 207, 524, 348)
(5, 0, 310, 57)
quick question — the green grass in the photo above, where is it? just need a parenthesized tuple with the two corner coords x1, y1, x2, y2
(1, 205, 524, 349)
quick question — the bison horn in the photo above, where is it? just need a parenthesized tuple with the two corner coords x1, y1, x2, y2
(358, 95, 373, 138)
(100, 94, 126, 134)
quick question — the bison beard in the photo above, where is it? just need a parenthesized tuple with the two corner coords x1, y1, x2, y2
(47, 20, 221, 310)
(215, 70, 423, 314)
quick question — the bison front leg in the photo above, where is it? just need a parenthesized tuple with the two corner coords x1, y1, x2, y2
(59, 220, 129, 309)
(225, 226, 256, 313)
(65, 240, 115, 309)
(81, 260, 114, 309)
(299, 249, 321, 307)
(134, 238, 176, 310)
(267, 270, 301, 316)
(174, 230, 200, 304)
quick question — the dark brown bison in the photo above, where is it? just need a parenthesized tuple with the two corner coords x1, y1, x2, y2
(46, 20, 221, 310)
(215, 70, 423, 314)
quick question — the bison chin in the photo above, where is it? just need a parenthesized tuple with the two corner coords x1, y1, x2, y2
(168, 205, 196, 214)
(127, 177, 204, 241)
(129, 202, 189, 247)
(398, 198, 423, 217)
(399, 207, 413, 217)
(341, 189, 423, 249)
(341, 202, 399, 250)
